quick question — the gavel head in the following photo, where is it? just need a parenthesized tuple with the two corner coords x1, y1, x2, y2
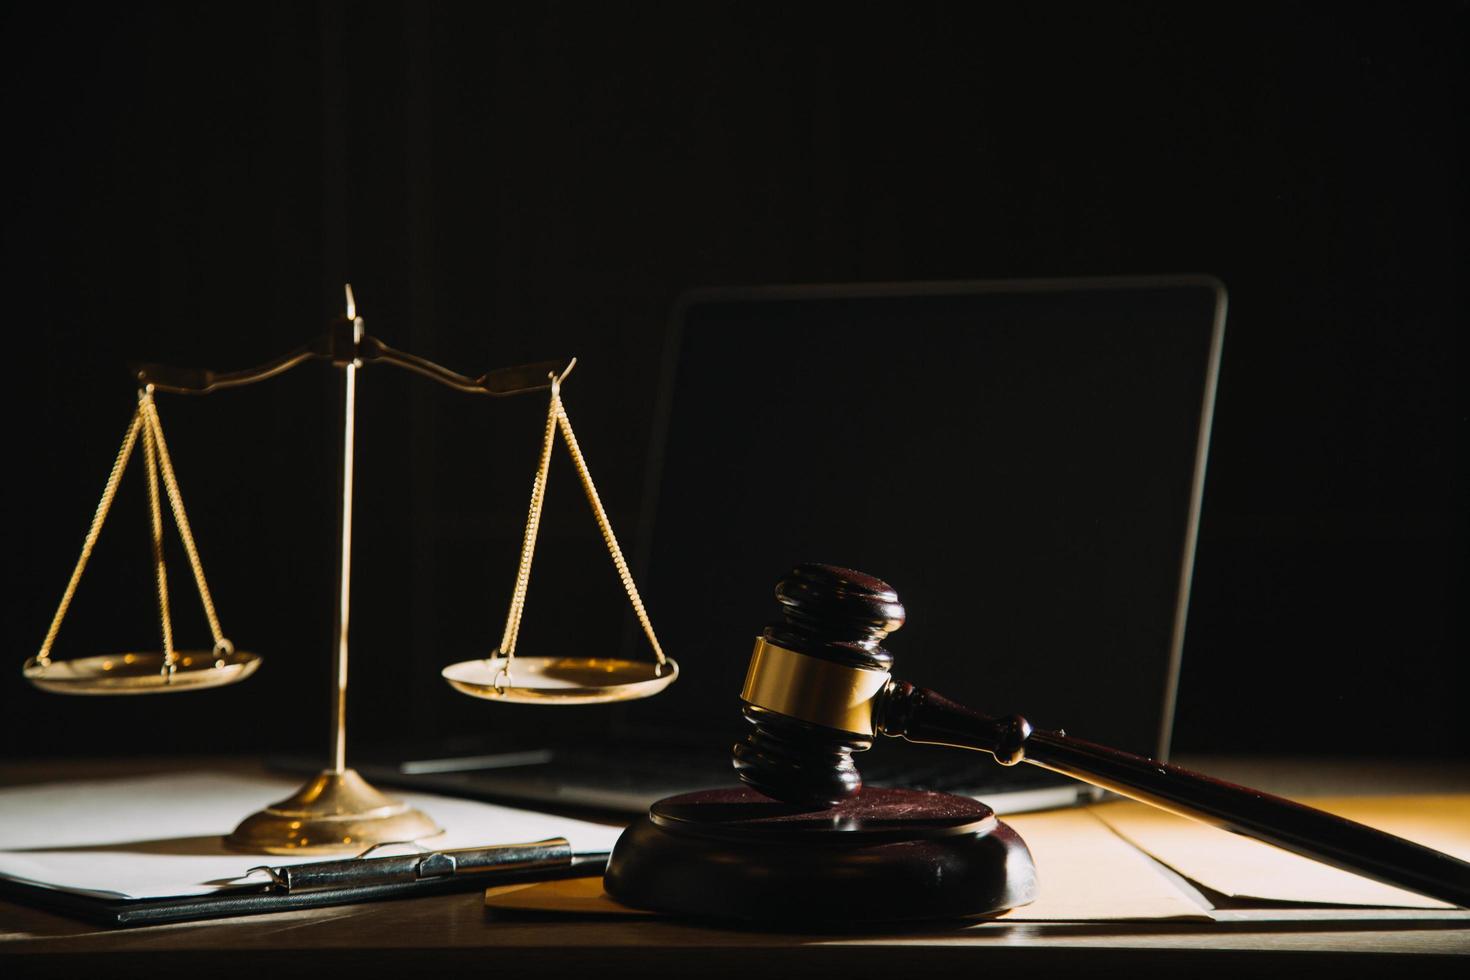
(731, 563, 904, 806)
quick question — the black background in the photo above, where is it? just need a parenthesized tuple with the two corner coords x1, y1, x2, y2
(3, 2, 1464, 762)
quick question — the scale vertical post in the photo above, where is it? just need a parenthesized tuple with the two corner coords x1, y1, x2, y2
(224, 286, 440, 853)
(330, 311, 362, 774)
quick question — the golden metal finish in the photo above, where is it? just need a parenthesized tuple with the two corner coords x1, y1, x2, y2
(145, 395, 229, 647)
(740, 637, 890, 736)
(495, 363, 560, 660)
(456, 361, 674, 704)
(224, 289, 439, 851)
(28, 285, 629, 849)
(552, 374, 667, 670)
(136, 281, 565, 398)
(442, 656, 679, 704)
(330, 308, 363, 775)
(23, 647, 261, 694)
(141, 396, 174, 659)
(34, 407, 143, 667)
(26, 388, 250, 694)
(225, 769, 441, 855)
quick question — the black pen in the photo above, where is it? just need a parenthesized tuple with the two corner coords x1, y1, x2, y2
(248, 837, 609, 894)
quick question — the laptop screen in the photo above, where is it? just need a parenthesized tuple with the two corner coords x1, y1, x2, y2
(620, 279, 1224, 760)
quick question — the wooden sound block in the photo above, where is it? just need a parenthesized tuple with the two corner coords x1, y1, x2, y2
(604, 786, 1037, 925)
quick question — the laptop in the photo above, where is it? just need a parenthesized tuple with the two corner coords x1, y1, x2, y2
(344, 276, 1227, 816)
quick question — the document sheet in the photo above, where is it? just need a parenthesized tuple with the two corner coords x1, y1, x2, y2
(0, 771, 624, 900)
(1091, 794, 1469, 910)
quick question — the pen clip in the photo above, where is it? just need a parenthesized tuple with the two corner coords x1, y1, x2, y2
(248, 836, 575, 893)
(244, 864, 288, 890)
(354, 839, 432, 859)
(245, 839, 427, 890)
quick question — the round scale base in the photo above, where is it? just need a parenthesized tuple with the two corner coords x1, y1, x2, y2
(605, 786, 1037, 924)
(441, 656, 678, 704)
(224, 769, 441, 855)
(23, 649, 262, 695)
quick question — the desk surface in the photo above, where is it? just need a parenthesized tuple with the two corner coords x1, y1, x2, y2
(3, 756, 1467, 978)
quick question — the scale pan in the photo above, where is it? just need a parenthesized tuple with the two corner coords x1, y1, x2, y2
(442, 656, 678, 704)
(22, 649, 262, 695)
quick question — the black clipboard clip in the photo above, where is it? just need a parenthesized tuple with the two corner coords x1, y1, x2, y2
(247, 837, 591, 893)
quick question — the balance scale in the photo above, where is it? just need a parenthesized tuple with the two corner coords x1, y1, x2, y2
(23, 285, 677, 854)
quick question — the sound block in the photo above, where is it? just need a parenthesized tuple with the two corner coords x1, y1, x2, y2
(604, 786, 1037, 925)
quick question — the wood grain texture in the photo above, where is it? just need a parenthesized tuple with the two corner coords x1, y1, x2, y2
(2, 757, 1467, 977)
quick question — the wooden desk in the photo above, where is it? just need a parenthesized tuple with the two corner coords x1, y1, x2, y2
(3, 757, 1467, 978)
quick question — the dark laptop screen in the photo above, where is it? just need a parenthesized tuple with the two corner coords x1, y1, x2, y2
(622, 279, 1224, 759)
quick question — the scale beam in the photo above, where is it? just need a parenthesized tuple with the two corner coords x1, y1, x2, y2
(132, 316, 567, 399)
(30, 282, 667, 855)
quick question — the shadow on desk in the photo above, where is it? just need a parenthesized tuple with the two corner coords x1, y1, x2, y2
(7, 836, 228, 857)
(5, 888, 1469, 980)
(2, 756, 1467, 978)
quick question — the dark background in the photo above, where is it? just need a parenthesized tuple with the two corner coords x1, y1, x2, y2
(3, 2, 1464, 762)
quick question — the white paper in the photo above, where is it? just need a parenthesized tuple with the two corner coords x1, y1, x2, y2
(0, 771, 625, 900)
(1091, 795, 1470, 910)
(996, 809, 1212, 921)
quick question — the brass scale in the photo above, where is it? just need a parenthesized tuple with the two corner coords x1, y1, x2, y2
(23, 286, 677, 854)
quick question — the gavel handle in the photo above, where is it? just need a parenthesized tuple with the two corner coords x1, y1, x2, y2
(878, 680, 1470, 907)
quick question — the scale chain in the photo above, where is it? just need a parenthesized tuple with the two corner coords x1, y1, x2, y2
(496, 379, 561, 665)
(34, 389, 233, 672)
(554, 399, 667, 669)
(35, 406, 145, 665)
(143, 395, 231, 657)
(140, 393, 176, 671)
(493, 370, 667, 679)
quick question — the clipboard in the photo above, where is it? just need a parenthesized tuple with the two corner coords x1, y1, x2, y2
(0, 773, 625, 928)
(1, 855, 609, 927)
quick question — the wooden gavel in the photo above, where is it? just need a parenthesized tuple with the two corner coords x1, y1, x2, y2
(732, 563, 1470, 907)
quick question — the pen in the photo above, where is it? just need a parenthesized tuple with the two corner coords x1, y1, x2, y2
(249, 837, 607, 893)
